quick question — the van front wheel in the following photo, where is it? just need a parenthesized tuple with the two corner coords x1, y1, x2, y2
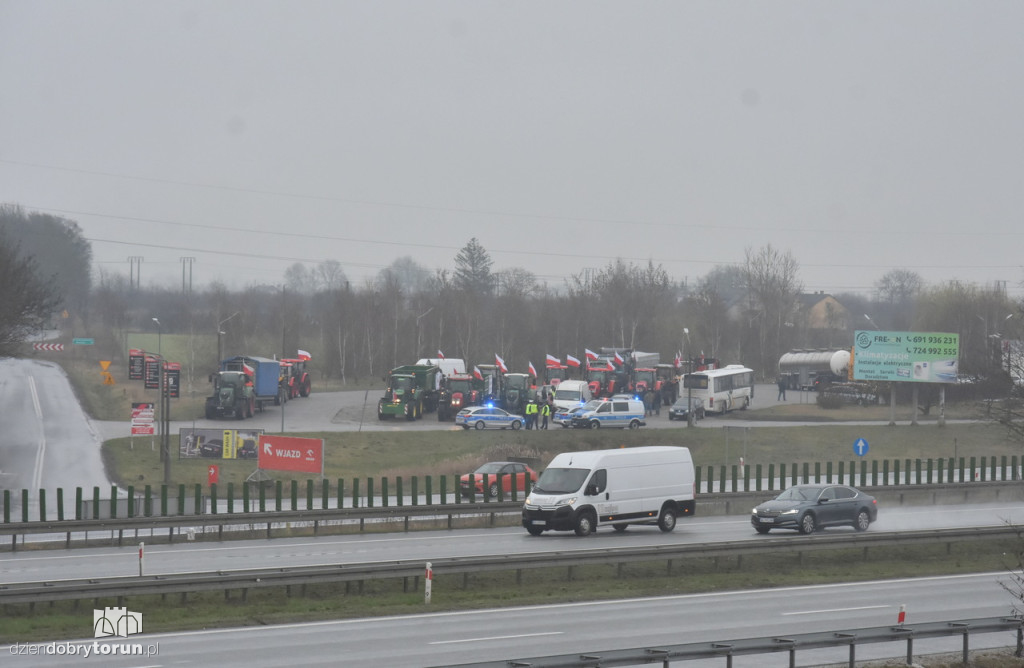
(589, 420, 600, 430)
(658, 506, 677, 532)
(628, 419, 641, 429)
(574, 511, 596, 536)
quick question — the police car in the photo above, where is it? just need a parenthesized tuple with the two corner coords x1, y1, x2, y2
(455, 406, 524, 430)
(570, 398, 646, 429)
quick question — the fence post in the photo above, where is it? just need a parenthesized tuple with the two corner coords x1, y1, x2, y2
(126, 485, 134, 517)
(695, 466, 703, 494)
(3, 490, 9, 523)
(109, 485, 118, 519)
(39, 489, 47, 521)
(366, 478, 374, 508)
(307, 479, 314, 511)
(178, 484, 186, 515)
(210, 483, 218, 514)
(731, 465, 738, 493)
(75, 487, 83, 520)
(426, 476, 433, 505)
(227, 482, 234, 514)
(57, 488, 66, 521)
(321, 479, 330, 510)
(927, 459, 933, 485)
(275, 480, 283, 512)
(383, 478, 391, 507)
(93, 487, 100, 519)
(160, 485, 168, 517)
(21, 489, 28, 523)
(258, 482, 266, 513)
(883, 460, 890, 486)
(395, 477, 402, 507)
(413, 476, 420, 505)
(718, 466, 726, 493)
(143, 485, 152, 517)
(352, 478, 360, 509)
(872, 460, 879, 487)
(440, 475, 448, 505)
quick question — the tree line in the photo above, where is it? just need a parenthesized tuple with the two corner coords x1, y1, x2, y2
(2, 207, 1021, 391)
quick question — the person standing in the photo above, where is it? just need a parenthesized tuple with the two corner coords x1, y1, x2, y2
(777, 376, 787, 401)
(540, 400, 550, 429)
(525, 399, 538, 429)
(653, 387, 662, 416)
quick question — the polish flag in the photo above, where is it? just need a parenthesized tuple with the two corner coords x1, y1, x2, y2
(585, 348, 598, 361)
(605, 361, 615, 372)
(566, 354, 581, 368)
(614, 351, 624, 366)
(674, 351, 681, 368)
(437, 350, 445, 359)
(473, 366, 483, 380)
(297, 349, 312, 361)
(528, 361, 537, 377)
(495, 354, 508, 373)
(242, 363, 255, 376)
(545, 354, 560, 368)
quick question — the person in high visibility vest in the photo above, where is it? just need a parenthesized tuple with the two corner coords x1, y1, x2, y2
(525, 399, 538, 429)
(540, 400, 551, 429)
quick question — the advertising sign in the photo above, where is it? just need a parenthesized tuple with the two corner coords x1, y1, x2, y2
(128, 349, 144, 380)
(164, 362, 181, 398)
(131, 402, 155, 436)
(853, 330, 960, 383)
(257, 435, 324, 474)
(178, 427, 262, 459)
(144, 356, 160, 389)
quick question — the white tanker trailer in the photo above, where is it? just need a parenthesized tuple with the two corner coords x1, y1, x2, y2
(778, 349, 850, 390)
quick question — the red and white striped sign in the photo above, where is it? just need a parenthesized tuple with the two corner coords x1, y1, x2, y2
(33, 343, 64, 351)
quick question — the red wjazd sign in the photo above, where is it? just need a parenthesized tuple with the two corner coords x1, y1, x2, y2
(257, 435, 323, 474)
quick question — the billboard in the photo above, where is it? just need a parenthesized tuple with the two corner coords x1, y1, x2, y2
(178, 427, 263, 459)
(852, 330, 960, 383)
(257, 435, 324, 474)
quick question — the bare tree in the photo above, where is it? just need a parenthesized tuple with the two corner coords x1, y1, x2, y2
(743, 244, 802, 376)
(0, 232, 62, 357)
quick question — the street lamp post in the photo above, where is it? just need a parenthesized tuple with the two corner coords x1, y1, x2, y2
(683, 327, 694, 428)
(216, 312, 240, 363)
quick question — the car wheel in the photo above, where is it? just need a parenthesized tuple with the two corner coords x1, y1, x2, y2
(628, 419, 641, 430)
(574, 511, 595, 536)
(511, 420, 522, 430)
(474, 420, 486, 430)
(613, 524, 628, 533)
(755, 526, 771, 534)
(589, 420, 600, 429)
(658, 506, 677, 532)
(461, 425, 469, 430)
(667, 415, 674, 421)
(799, 513, 816, 535)
(488, 482, 500, 499)
(526, 525, 544, 536)
(854, 510, 871, 531)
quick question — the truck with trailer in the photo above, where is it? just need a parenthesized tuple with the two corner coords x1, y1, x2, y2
(378, 364, 442, 420)
(206, 355, 283, 419)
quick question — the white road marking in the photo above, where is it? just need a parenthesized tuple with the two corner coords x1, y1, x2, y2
(783, 605, 890, 616)
(430, 631, 563, 645)
(30, 375, 46, 492)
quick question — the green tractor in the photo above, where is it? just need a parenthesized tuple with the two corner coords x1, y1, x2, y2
(378, 364, 441, 421)
(205, 370, 256, 420)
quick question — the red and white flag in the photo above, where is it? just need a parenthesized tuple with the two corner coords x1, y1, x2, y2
(495, 354, 508, 373)
(242, 363, 255, 376)
(473, 365, 483, 380)
(585, 348, 598, 361)
(605, 361, 615, 372)
(437, 350, 445, 359)
(614, 351, 624, 366)
(297, 349, 312, 361)
(545, 354, 560, 368)
(566, 354, 581, 368)
(528, 361, 537, 377)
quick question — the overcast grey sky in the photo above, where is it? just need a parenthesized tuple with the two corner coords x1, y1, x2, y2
(2, 1, 1022, 296)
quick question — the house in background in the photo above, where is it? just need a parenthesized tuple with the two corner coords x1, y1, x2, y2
(795, 292, 850, 347)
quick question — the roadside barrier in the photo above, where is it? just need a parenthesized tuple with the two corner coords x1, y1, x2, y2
(0, 455, 1020, 526)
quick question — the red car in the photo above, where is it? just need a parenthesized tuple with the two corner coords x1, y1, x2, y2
(459, 461, 538, 499)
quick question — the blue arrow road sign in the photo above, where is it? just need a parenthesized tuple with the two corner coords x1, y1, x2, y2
(853, 438, 870, 457)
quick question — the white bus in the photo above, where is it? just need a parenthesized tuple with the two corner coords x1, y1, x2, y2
(682, 364, 754, 414)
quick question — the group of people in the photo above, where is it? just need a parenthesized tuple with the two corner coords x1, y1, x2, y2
(524, 396, 553, 429)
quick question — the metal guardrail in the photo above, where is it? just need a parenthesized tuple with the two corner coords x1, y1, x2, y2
(0, 502, 521, 550)
(433, 616, 1024, 668)
(0, 526, 1018, 605)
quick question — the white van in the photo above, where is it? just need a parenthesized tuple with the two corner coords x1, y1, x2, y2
(522, 446, 696, 536)
(551, 379, 593, 411)
(570, 398, 646, 429)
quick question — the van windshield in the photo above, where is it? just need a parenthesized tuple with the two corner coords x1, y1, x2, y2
(532, 467, 590, 494)
(555, 388, 581, 401)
